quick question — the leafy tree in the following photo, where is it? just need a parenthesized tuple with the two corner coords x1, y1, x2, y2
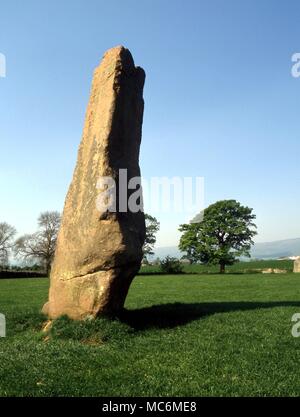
(15, 211, 61, 275)
(0, 222, 16, 267)
(179, 200, 257, 273)
(143, 214, 160, 260)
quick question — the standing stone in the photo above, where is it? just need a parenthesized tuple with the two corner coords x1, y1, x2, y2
(294, 257, 300, 272)
(42, 46, 146, 319)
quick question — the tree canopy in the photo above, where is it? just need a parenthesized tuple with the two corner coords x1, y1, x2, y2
(179, 200, 257, 273)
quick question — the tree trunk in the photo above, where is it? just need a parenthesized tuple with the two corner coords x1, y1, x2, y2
(46, 260, 51, 277)
(220, 262, 225, 274)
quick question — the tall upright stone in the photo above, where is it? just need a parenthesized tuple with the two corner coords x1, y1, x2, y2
(294, 257, 300, 272)
(42, 46, 146, 319)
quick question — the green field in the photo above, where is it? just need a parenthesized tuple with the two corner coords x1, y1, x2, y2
(1, 269, 300, 396)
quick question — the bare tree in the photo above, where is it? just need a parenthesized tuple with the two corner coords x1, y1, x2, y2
(15, 211, 61, 275)
(0, 222, 16, 267)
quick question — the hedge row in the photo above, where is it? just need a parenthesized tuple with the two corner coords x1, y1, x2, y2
(0, 270, 46, 279)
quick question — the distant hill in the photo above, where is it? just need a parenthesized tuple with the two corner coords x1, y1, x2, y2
(250, 238, 300, 259)
(153, 238, 300, 260)
(152, 246, 182, 260)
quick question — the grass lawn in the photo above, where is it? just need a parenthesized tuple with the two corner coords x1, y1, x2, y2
(1, 272, 300, 396)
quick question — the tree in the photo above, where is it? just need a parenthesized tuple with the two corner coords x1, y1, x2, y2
(179, 200, 257, 273)
(143, 214, 160, 260)
(0, 222, 16, 267)
(15, 211, 61, 275)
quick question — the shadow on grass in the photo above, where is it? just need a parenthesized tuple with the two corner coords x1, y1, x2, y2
(119, 301, 300, 330)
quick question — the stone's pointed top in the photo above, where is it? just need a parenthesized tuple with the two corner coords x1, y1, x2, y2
(105, 45, 126, 54)
(102, 45, 125, 59)
(99, 45, 135, 71)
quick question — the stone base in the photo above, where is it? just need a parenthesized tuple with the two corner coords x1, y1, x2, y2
(42, 264, 139, 320)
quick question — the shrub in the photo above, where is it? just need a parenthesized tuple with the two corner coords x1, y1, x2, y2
(160, 256, 184, 274)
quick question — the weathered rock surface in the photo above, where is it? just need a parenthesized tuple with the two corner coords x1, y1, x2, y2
(262, 268, 288, 274)
(42, 46, 146, 319)
(294, 257, 300, 272)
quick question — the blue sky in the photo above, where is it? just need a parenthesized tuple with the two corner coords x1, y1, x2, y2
(1, 0, 300, 247)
